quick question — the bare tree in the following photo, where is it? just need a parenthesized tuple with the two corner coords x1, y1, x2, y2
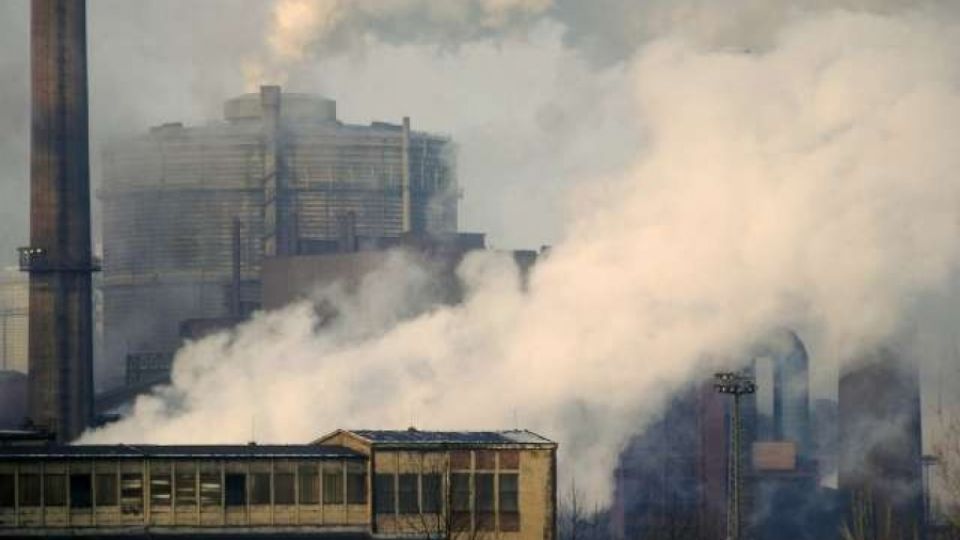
(558, 480, 613, 540)
(934, 415, 960, 539)
(840, 489, 921, 540)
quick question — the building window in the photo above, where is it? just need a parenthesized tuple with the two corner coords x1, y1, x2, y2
(70, 474, 93, 509)
(346, 463, 366, 504)
(398, 474, 418, 514)
(476, 450, 496, 470)
(298, 466, 319, 505)
(176, 472, 197, 507)
(475, 473, 494, 513)
(225, 474, 246, 506)
(251, 473, 271, 505)
(451, 473, 471, 513)
(19, 474, 40, 507)
(323, 464, 344, 505)
(0, 475, 13, 508)
(120, 473, 143, 514)
(274, 473, 295, 505)
(374, 473, 394, 515)
(499, 473, 520, 532)
(421, 474, 442, 513)
(499, 473, 519, 512)
(200, 473, 222, 507)
(450, 450, 471, 470)
(96, 474, 118, 506)
(500, 451, 520, 470)
(44, 474, 67, 507)
(150, 473, 171, 507)
(476, 473, 495, 531)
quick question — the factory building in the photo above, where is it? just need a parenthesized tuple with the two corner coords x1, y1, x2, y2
(100, 88, 458, 388)
(0, 429, 556, 539)
(838, 346, 924, 538)
(612, 330, 835, 540)
(610, 382, 728, 540)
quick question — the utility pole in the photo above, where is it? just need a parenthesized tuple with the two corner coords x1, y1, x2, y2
(714, 371, 757, 540)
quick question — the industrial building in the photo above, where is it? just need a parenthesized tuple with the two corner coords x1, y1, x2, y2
(611, 330, 836, 540)
(838, 346, 924, 538)
(261, 233, 538, 312)
(100, 87, 459, 388)
(0, 428, 557, 539)
(610, 382, 728, 539)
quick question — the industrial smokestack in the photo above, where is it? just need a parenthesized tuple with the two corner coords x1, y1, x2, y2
(22, 0, 94, 442)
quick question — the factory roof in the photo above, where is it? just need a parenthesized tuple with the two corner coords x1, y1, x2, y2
(0, 444, 363, 461)
(318, 429, 556, 448)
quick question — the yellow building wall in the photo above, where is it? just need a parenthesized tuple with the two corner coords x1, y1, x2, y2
(373, 447, 556, 540)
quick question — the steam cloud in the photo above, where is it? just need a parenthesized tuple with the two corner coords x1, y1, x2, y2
(86, 3, 960, 504)
(245, 0, 553, 87)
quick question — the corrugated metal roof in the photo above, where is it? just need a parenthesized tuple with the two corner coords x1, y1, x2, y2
(348, 429, 555, 446)
(0, 444, 363, 460)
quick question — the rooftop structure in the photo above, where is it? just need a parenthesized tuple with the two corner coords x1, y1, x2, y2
(0, 429, 556, 539)
(320, 429, 555, 447)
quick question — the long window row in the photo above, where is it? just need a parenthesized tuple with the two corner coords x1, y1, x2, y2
(0, 463, 366, 512)
(374, 472, 519, 532)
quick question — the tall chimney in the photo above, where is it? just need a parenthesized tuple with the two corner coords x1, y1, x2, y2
(24, 0, 94, 442)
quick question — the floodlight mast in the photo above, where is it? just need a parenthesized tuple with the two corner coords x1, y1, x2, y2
(714, 371, 757, 540)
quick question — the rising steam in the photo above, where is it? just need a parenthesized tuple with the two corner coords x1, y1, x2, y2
(244, 0, 554, 88)
(87, 4, 960, 504)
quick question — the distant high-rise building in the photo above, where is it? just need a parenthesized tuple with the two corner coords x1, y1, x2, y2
(750, 329, 812, 458)
(611, 382, 728, 540)
(100, 87, 458, 388)
(812, 398, 839, 483)
(613, 330, 830, 540)
(838, 346, 923, 538)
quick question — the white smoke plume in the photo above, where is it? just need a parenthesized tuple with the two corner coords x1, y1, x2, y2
(244, 0, 554, 87)
(85, 4, 960, 504)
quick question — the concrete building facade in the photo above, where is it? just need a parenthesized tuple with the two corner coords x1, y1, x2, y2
(99, 88, 458, 387)
(0, 429, 556, 539)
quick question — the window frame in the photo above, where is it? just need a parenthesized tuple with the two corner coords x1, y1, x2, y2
(43, 473, 67, 507)
(0, 474, 14, 508)
(373, 473, 395, 515)
(298, 465, 319, 505)
(398, 473, 419, 514)
(69, 473, 93, 509)
(95, 473, 119, 507)
(274, 472, 295, 506)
